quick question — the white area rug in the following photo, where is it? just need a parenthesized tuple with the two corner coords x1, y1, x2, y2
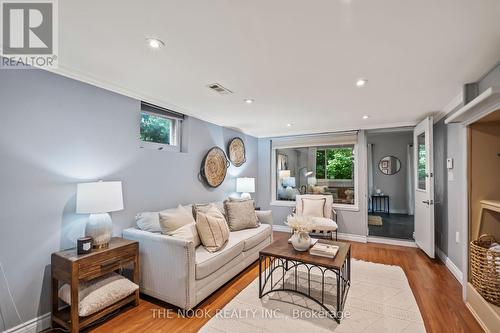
(200, 260, 426, 333)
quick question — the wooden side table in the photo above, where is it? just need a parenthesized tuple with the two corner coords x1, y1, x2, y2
(51, 237, 139, 332)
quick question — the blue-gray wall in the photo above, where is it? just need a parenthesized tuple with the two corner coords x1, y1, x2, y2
(0, 69, 258, 331)
(433, 119, 466, 271)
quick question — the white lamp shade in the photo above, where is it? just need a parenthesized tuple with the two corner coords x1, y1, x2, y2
(236, 177, 255, 193)
(307, 177, 317, 186)
(76, 181, 124, 214)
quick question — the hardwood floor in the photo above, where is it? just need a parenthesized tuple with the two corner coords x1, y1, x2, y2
(57, 232, 482, 333)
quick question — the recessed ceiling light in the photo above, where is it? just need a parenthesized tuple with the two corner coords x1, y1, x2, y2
(286, 123, 293, 127)
(244, 99, 254, 104)
(146, 38, 165, 49)
(356, 78, 368, 87)
(362, 115, 370, 119)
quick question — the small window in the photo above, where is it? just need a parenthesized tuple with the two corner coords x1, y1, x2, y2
(140, 112, 174, 145)
(139, 102, 184, 151)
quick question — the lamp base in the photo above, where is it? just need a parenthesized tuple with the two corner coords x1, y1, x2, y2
(240, 192, 252, 200)
(85, 213, 112, 248)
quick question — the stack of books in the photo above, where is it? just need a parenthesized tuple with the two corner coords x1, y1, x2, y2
(309, 242, 339, 258)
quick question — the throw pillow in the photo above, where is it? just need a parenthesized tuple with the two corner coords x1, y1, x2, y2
(196, 207, 230, 252)
(135, 211, 161, 232)
(255, 210, 273, 225)
(224, 199, 259, 231)
(159, 205, 196, 235)
(192, 202, 226, 220)
(168, 222, 201, 247)
(301, 197, 326, 217)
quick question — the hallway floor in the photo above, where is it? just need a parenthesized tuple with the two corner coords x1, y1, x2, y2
(368, 213, 414, 240)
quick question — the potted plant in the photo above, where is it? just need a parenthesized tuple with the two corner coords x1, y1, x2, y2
(286, 214, 312, 251)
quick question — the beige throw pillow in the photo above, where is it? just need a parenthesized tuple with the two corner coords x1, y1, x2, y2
(196, 207, 229, 252)
(159, 205, 196, 235)
(192, 202, 226, 220)
(301, 198, 326, 217)
(168, 222, 201, 247)
(224, 199, 259, 231)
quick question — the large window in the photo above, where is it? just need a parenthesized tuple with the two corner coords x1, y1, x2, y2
(271, 133, 358, 208)
(140, 102, 184, 151)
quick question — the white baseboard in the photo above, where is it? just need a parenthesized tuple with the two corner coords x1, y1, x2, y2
(337, 233, 367, 243)
(272, 226, 367, 243)
(367, 236, 417, 248)
(436, 247, 463, 284)
(272, 225, 290, 233)
(4, 312, 51, 333)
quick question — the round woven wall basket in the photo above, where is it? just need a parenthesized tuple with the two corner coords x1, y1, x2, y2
(228, 137, 246, 167)
(200, 147, 230, 188)
(470, 234, 500, 306)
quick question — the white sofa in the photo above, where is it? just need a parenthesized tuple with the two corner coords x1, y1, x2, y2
(122, 205, 273, 310)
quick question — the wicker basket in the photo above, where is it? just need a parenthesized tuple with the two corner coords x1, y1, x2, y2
(470, 234, 500, 306)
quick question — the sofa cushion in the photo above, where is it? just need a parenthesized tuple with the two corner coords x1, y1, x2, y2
(230, 224, 272, 252)
(159, 205, 196, 235)
(196, 207, 230, 252)
(195, 236, 244, 279)
(135, 211, 161, 233)
(224, 199, 259, 231)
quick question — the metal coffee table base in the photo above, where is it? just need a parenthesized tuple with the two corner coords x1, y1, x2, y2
(258, 250, 351, 323)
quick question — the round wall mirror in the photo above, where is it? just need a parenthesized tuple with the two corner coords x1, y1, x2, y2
(378, 156, 401, 175)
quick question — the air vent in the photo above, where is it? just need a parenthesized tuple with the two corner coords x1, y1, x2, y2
(207, 83, 233, 95)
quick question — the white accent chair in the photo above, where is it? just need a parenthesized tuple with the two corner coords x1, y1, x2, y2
(295, 194, 338, 240)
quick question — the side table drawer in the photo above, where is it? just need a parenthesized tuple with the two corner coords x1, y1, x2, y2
(78, 244, 137, 280)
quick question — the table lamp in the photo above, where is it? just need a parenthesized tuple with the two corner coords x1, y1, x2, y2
(236, 177, 255, 199)
(76, 181, 124, 248)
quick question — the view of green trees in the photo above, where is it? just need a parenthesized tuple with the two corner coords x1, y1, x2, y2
(316, 148, 354, 180)
(140, 113, 171, 144)
(418, 144, 426, 188)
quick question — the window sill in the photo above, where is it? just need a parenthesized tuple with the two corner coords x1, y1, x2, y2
(270, 200, 359, 212)
(140, 141, 180, 152)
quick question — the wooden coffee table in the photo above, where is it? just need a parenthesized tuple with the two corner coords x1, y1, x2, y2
(259, 238, 351, 323)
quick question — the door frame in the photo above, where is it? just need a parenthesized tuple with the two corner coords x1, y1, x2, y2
(365, 127, 417, 246)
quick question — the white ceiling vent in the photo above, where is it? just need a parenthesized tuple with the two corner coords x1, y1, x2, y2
(207, 83, 233, 95)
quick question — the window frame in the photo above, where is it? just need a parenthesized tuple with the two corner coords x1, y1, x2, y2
(139, 110, 182, 152)
(270, 134, 359, 212)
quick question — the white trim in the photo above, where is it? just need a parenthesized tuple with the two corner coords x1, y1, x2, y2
(445, 86, 500, 125)
(436, 248, 464, 284)
(4, 313, 51, 333)
(460, 124, 469, 300)
(434, 91, 464, 123)
(270, 200, 295, 207)
(337, 233, 367, 243)
(367, 236, 417, 248)
(272, 225, 291, 233)
(465, 302, 491, 333)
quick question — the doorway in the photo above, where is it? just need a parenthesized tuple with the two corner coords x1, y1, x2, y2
(367, 129, 415, 240)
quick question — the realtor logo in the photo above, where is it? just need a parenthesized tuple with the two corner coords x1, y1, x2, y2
(1, 0, 58, 68)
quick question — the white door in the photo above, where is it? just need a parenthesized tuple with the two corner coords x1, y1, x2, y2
(414, 116, 435, 258)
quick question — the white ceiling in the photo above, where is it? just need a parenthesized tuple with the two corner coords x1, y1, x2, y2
(56, 0, 500, 137)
